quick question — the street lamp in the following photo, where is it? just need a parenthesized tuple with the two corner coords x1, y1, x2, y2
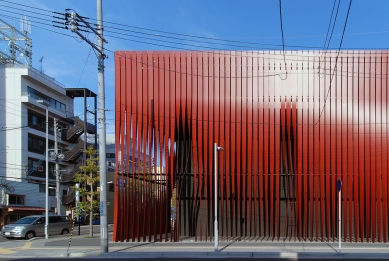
(214, 143, 223, 253)
(37, 99, 50, 240)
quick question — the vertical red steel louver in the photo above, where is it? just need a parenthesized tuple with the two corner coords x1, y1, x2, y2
(113, 50, 389, 243)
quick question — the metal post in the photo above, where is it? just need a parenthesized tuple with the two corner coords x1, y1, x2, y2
(54, 118, 61, 215)
(37, 100, 50, 239)
(97, 0, 108, 253)
(44, 106, 49, 239)
(339, 188, 341, 253)
(214, 143, 218, 252)
(76, 183, 80, 235)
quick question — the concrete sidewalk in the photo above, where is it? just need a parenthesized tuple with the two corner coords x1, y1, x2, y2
(1, 232, 389, 259)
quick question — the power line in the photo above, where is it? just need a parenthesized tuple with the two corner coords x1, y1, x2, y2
(316, 0, 353, 125)
(0, 0, 53, 13)
(108, 48, 389, 80)
(0, 8, 387, 64)
(278, 0, 287, 79)
(318, 0, 341, 76)
(0, 2, 385, 52)
(0, 11, 80, 41)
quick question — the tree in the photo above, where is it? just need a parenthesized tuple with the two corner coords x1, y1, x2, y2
(73, 145, 100, 238)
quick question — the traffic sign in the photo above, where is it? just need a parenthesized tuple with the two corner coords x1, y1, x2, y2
(337, 179, 342, 191)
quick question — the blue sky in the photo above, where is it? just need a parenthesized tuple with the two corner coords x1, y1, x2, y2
(1, 0, 389, 135)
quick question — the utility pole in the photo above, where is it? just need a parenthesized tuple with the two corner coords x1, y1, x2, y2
(97, 0, 108, 253)
(54, 118, 61, 215)
(53, 1, 108, 253)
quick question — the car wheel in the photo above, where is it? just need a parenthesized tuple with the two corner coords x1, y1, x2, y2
(61, 229, 69, 235)
(25, 231, 35, 240)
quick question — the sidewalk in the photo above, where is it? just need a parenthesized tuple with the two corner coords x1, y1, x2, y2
(1, 231, 389, 259)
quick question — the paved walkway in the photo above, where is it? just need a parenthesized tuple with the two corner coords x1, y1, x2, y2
(1, 232, 389, 259)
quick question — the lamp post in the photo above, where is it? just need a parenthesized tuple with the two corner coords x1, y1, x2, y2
(214, 143, 223, 252)
(37, 99, 50, 239)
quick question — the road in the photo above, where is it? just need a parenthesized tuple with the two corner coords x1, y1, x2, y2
(0, 224, 106, 243)
(0, 257, 389, 261)
(1, 225, 389, 260)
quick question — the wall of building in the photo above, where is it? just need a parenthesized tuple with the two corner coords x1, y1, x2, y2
(114, 50, 389, 243)
(1, 65, 76, 226)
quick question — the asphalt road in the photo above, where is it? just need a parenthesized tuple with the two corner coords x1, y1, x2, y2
(0, 257, 389, 261)
(0, 224, 104, 243)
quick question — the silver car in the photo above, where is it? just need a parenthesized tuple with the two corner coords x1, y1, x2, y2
(1, 215, 72, 239)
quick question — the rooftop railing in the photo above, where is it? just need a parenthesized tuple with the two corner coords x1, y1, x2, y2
(6, 63, 65, 88)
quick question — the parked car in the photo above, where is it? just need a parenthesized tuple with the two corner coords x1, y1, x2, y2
(92, 219, 100, 225)
(0, 215, 72, 239)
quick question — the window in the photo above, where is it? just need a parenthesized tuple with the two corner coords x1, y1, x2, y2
(9, 214, 28, 223)
(36, 217, 45, 224)
(27, 86, 66, 113)
(49, 216, 61, 223)
(28, 111, 55, 135)
(108, 183, 114, 192)
(8, 195, 25, 205)
(28, 112, 44, 130)
(28, 135, 46, 154)
(60, 216, 70, 222)
(106, 153, 115, 158)
(28, 158, 56, 180)
(39, 184, 56, 194)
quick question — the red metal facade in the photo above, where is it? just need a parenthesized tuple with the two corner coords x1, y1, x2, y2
(113, 50, 389, 243)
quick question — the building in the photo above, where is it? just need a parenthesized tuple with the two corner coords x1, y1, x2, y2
(0, 63, 96, 228)
(113, 50, 389, 243)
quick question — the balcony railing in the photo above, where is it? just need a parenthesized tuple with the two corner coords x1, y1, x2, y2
(61, 161, 83, 183)
(7, 63, 65, 88)
(22, 91, 67, 114)
(28, 122, 54, 135)
(62, 116, 96, 143)
(64, 139, 85, 162)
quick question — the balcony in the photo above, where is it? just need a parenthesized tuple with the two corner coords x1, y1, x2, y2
(21, 92, 69, 118)
(28, 122, 54, 135)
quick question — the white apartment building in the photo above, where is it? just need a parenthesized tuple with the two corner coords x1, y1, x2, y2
(0, 64, 96, 228)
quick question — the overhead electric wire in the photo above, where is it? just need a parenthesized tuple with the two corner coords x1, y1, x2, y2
(0, 0, 53, 13)
(0, 1, 383, 52)
(1, 9, 386, 80)
(0, 0, 324, 49)
(0, 126, 30, 131)
(316, 0, 353, 125)
(278, 0, 288, 79)
(0, 5, 324, 51)
(318, 0, 341, 75)
(0, 11, 80, 41)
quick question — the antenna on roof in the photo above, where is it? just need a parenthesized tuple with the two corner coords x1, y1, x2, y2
(20, 16, 31, 35)
(39, 55, 44, 73)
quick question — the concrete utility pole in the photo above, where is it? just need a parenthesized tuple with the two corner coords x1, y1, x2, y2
(54, 118, 61, 215)
(97, 0, 108, 253)
(56, 2, 108, 252)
